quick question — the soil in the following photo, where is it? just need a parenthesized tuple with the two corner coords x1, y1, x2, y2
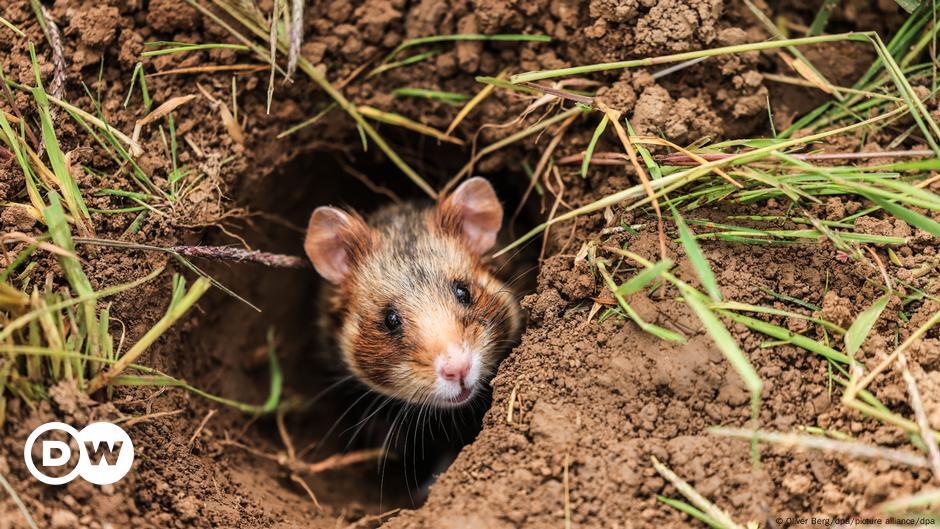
(1, 0, 938, 528)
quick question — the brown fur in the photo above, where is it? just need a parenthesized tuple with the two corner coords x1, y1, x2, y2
(316, 200, 523, 406)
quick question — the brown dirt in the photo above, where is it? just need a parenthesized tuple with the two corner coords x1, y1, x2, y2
(1, 0, 937, 528)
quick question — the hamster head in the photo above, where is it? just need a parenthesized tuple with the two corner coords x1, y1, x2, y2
(305, 177, 522, 409)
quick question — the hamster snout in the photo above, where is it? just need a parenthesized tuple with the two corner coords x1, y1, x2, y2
(305, 177, 523, 409)
(434, 343, 482, 405)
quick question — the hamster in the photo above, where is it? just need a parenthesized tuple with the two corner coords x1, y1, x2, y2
(304, 177, 523, 409)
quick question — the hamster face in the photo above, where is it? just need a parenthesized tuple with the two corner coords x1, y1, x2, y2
(306, 178, 522, 408)
(340, 224, 519, 407)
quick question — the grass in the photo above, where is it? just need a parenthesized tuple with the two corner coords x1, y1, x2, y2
(467, 2, 940, 524)
(595, 257, 684, 342)
(184, 0, 440, 199)
(0, 471, 37, 529)
(357, 105, 464, 145)
(142, 41, 251, 57)
(511, 33, 871, 83)
(0, 10, 284, 432)
(391, 87, 469, 104)
(652, 457, 747, 529)
(2, 0, 939, 523)
(366, 50, 438, 79)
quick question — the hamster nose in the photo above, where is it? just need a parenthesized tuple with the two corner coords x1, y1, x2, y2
(439, 358, 471, 383)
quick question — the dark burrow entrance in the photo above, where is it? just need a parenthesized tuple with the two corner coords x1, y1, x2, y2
(180, 141, 539, 513)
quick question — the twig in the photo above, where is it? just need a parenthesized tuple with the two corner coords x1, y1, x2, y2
(337, 159, 401, 204)
(296, 448, 386, 474)
(0, 472, 38, 529)
(290, 474, 321, 509)
(287, 0, 303, 78)
(116, 408, 184, 427)
(148, 64, 269, 77)
(172, 245, 309, 268)
(506, 383, 519, 424)
(651, 456, 745, 529)
(266, 0, 280, 114)
(523, 82, 594, 105)
(222, 438, 384, 475)
(897, 352, 940, 482)
(711, 427, 931, 468)
(540, 166, 565, 261)
(35, 3, 66, 128)
(510, 112, 577, 228)
(342, 509, 401, 529)
(599, 102, 668, 260)
(187, 408, 217, 449)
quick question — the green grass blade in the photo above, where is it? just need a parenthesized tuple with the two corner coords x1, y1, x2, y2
(758, 287, 821, 311)
(597, 260, 685, 342)
(45, 193, 93, 298)
(5, 342, 280, 414)
(807, 0, 840, 36)
(865, 33, 940, 154)
(367, 50, 438, 78)
(682, 288, 761, 397)
(0, 268, 163, 343)
(475, 76, 542, 95)
(110, 328, 281, 413)
(392, 87, 469, 103)
(29, 44, 93, 235)
(495, 103, 907, 258)
(0, 101, 45, 219)
(277, 103, 337, 139)
(711, 302, 844, 334)
(718, 309, 852, 364)
(672, 205, 721, 301)
(656, 496, 726, 529)
(844, 294, 890, 358)
(616, 259, 673, 296)
(86, 277, 211, 393)
(142, 42, 250, 57)
(893, 0, 922, 13)
(582, 114, 609, 178)
(0, 15, 25, 37)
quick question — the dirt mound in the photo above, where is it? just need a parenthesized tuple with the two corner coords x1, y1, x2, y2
(388, 207, 938, 527)
(1, 0, 936, 528)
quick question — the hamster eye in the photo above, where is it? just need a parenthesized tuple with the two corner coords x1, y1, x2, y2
(452, 282, 472, 306)
(383, 308, 403, 334)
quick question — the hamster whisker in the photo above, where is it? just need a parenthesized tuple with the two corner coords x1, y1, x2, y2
(311, 388, 375, 461)
(342, 393, 393, 451)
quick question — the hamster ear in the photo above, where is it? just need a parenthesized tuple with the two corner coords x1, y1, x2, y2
(305, 206, 370, 284)
(437, 177, 503, 254)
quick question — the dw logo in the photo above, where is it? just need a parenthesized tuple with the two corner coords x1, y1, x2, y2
(23, 422, 134, 485)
